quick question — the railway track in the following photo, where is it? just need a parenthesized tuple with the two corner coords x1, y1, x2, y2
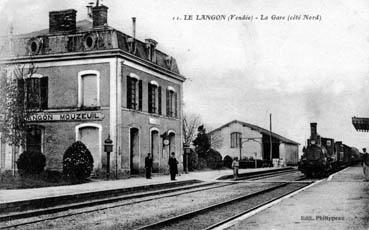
(135, 180, 311, 230)
(236, 168, 298, 181)
(0, 182, 230, 229)
(0, 169, 305, 229)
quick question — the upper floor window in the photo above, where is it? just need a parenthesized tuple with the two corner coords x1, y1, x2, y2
(230, 132, 242, 148)
(78, 70, 100, 108)
(127, 73, 142, 111)
(18, 74, 48, 110)
(148, 81, 162, 114)
(166, 87, 177, 118)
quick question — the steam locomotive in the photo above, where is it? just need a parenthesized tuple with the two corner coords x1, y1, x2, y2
(298, 123, 361, 177)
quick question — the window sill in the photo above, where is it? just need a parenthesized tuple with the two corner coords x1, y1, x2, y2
(78, 106, 101, 111)
(122, 107, 180, 120)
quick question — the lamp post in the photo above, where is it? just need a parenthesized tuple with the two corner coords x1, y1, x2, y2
(104, 135, 113, 179)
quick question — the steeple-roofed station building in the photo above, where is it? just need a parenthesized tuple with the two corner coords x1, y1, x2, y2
(0, 3, 185, 176)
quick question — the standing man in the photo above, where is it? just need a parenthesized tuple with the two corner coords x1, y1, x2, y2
(145, 153, 153, 179)
(362, 148, 369, 181)
(168, 152, 178, 181)
(232, 157, 239, 180)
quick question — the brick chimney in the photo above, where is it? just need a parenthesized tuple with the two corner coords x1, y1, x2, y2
(49, 9, 77, 33)
(92, 5, 108, 27)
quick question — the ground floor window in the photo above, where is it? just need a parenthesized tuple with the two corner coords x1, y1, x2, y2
(26, 126, 43, 153)
(168, 131, 176, 155)
(76, 124, 101, 169)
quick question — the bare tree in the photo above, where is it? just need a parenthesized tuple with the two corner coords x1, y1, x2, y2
(0, 62, 38, 173)
(183, 112, 202, 146)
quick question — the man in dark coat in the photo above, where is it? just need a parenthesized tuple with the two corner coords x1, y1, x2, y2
(168, 152, 178, 181)
(362, 148, 369, 181)
(145, 153, 153, 179)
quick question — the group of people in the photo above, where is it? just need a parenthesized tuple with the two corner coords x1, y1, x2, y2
(145, 147, 369, 181)
(145, 152, 240, 181)
(144, 152, 179, 181)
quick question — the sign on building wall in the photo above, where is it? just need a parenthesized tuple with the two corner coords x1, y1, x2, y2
(26, 112, 105, 122)
(149, 117, 160, 125)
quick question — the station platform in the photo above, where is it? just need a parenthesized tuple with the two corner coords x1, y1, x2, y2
(0, 167, 276, 206)
(232, 165, 369, 230)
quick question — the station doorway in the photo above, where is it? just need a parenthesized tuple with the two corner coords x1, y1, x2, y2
(130, 128, 140, 174)
(151, 130, 159, 172)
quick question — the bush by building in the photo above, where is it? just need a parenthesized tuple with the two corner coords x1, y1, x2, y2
(188, 148, 198, 171)
(63, 141, 94, 182)
(16, 151, 46, 175)
(204, 149, 223, 169)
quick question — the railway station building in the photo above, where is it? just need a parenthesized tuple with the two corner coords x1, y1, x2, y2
(0, 3, 185, 176)
(208, 120, 299, 166)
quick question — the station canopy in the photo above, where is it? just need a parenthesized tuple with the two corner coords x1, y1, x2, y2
(352, 117, 369, 132)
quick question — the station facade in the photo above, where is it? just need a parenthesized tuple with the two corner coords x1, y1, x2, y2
(208, 120, 299, 165)
(0, 4, 185, 175)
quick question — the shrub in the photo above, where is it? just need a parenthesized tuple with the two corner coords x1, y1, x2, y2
(223, 155, 233, 169)
(205, 149, 223, 169)
(197, 157, 208, 170)
(42, 170, 63, 183)
(16, 151, 46, 174)
(63, 141, 94, 182)
(188, 149, 198, 171)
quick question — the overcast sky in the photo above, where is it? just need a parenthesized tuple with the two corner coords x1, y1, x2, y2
(1, 0, 369, 152)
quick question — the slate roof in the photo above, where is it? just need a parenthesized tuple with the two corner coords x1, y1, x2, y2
(2, 19, 181, 75)
(19, 19, 101, 37)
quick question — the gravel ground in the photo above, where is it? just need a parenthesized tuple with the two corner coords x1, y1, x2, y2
(2, 182, 283, 230)
(249, 171, 306, 182)
(154, 183, 309, 230)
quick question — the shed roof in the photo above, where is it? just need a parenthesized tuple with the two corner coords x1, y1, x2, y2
(352, 117, 369, 132)
(208, 120, 299, 145)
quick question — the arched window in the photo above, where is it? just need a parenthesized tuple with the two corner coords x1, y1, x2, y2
(75, 123, 102, 169)
(150, 128, 160, 172)
(26, 125, 44, 153)
(127, 73, 142, 111)
(19, 74, 48, 110)
(168, 130, 176, 155)
(166, 87, 177, 118)
(148, 81, 161, 114)
(130, 127, 140, 174)
(78, 70, 100, 108)
(230, 132, 242, 148)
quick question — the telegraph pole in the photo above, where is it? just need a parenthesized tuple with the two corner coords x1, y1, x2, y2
(269, 113, 273, 165)
(239, 137, 242, 160)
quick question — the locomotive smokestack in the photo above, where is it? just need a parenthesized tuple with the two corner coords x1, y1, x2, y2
(132, 17, 136, 40)
(310, 122, 317, 139)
